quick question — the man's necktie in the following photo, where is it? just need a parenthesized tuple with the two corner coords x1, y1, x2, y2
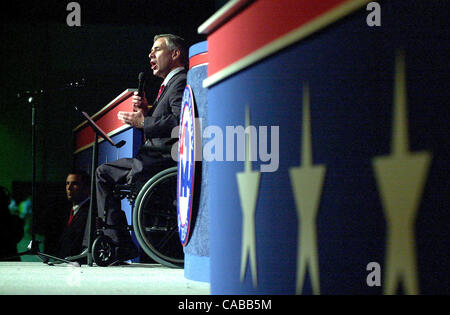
(156, 84, 165, 102)
(67, 208, 74, 226)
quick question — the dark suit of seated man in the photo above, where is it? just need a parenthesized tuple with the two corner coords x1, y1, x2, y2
(95, 34, 188, 262)
(58, 170, 91, 263)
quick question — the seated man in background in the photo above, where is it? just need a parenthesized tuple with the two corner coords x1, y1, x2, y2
(58, 170, 91, 262)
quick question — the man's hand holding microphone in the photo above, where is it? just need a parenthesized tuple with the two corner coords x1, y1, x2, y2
(118, 72, 149, 129)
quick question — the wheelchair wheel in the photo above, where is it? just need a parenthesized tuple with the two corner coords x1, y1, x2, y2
(92, 235, 116, 267)
(133, 167, 183, 268)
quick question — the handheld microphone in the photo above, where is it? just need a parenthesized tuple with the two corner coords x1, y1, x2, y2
(137, 72, 146, 97)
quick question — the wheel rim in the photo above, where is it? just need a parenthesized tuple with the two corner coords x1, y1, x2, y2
(93, 236, 115, 266)
(133, 169, 184, 267)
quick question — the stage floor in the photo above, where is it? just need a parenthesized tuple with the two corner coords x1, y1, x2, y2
(0, 262, 210, 295)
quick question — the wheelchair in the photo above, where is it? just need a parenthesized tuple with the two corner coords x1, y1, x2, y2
(90, 166, 183, 268)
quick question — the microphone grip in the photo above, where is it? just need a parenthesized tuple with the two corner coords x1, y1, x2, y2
(137, 79, 145, 97)
(137, 72, 146, 97)
(135, 72, 146, 112)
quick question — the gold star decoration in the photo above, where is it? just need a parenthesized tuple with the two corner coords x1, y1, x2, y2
(289, 83, 326, 295)
(236, 105, 261, 288)
(372, 50, 432, 295)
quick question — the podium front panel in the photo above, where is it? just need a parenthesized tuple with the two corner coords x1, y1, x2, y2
(202, 1, 449, 294)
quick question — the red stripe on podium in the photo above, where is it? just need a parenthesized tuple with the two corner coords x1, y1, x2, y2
(189, 52, 209, 69)
(207, 0, 347, 77)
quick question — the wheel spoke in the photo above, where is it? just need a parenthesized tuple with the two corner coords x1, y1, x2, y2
(154, 228, 177, 251)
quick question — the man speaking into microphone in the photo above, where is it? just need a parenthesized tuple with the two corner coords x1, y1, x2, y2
(95, 34, 188, 262)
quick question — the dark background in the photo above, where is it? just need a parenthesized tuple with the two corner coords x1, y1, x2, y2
(0, 0, 223, 254)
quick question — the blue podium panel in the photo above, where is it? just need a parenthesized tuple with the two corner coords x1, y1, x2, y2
(205, 1, 449, 294)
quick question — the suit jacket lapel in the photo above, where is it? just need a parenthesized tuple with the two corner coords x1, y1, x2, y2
(153, 69, 187, 107)
(70, 200, 89, 227)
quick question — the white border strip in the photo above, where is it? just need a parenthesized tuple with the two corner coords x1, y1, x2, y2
(203, 0, 371, 88)
(198, 0, 254, 35)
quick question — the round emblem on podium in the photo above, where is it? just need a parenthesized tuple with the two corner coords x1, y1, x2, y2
(177, 85, 196, 246)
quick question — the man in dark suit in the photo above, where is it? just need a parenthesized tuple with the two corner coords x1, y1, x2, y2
(58, 170, 90, 262)
(95, 34, 188, 262)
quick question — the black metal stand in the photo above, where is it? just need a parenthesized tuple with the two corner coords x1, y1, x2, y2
(11, 240, 77, 266)
(86, 132, 99, 266)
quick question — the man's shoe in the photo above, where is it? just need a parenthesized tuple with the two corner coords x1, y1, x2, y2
(115, 243, 139, 262)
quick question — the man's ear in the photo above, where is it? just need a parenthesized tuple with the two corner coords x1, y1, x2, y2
(171, 49, 181, 61)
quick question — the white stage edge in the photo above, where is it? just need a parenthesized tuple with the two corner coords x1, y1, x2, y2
(0, 262, 210, 295)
